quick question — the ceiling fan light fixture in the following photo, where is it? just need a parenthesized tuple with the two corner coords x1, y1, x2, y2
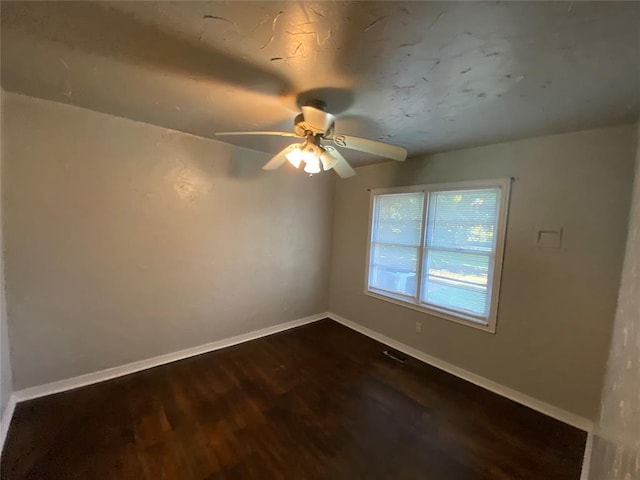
(319, 150, 337, 171)
(303, 154, 321, 174)
(215, 102, 407, 179)
(285, 145, 304, 168)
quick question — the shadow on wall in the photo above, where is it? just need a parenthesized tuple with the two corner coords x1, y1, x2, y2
(156, 130, 271, 182)
(227, 148, 269, 179)
(391, 157, 432, 186)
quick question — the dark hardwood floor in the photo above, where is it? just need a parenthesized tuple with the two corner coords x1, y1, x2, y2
(1, 319, 586, 479)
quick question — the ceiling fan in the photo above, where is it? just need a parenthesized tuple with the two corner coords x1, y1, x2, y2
(215, 100, 407, 178)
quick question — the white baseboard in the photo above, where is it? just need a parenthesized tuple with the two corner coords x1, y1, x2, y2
(13, 312, 328, 403)
(1, 312, 327, 456)
(2, 311, 593, 458)
(580, 431, 594, 480)
(0, 393, 17, 457)
(326, 312, 594, 432)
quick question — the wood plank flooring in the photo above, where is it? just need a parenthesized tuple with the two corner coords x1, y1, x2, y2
(1, 319, 586, 479)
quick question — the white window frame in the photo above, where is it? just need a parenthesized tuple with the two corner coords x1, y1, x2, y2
(364, 179, 511, 333)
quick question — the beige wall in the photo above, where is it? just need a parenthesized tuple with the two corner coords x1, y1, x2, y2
(0, 132, 12, 417)
(1, 92, 334, 390)
(587, 125, 640, 479)
(1, 89, 636, 426)
(329, 125, 637, 420)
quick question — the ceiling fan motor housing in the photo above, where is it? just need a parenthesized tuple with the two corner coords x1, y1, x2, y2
(294, 104, 336, 138)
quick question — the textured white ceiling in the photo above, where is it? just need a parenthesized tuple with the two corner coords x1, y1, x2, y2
(2, 1, 639, 165)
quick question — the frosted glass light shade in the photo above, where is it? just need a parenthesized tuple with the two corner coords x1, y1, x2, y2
(303, 155, 321, 174)
(320, 151, 337, 171)
(285, 147, 303, 168)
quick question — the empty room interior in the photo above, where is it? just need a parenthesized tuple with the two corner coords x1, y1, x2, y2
(0, 1, 639, 479)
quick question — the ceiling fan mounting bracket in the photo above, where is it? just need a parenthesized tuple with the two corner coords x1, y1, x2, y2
(303, 99, 327, 111)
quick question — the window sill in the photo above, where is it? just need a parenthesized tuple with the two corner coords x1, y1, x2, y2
(364, 289, 497, 333)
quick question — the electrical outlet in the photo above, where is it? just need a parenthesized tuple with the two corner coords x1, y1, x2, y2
(415, 321, 423, 334)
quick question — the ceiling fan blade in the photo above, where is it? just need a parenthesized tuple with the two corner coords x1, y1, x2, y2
(262, 144, 297, 170)
(330, 134, 407, 162)
(324, 146, 356, 178)
(215, 131, 300, 138)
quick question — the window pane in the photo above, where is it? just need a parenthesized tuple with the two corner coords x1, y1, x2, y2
(426, 189, 499, 252)
(369, 244, 418, 296)
(373, 192, 424, 246)
(421, 250, 490, 318)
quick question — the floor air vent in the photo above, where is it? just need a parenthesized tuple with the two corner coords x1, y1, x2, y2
(383, 349, 407, 364)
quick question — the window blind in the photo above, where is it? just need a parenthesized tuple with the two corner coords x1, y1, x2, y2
(421, 188, 500, 319)
(367, 182, 507, 329)
(368, 192, 424, 297)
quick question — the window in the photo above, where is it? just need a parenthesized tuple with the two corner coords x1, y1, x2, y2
(366, 180, 510, 332)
